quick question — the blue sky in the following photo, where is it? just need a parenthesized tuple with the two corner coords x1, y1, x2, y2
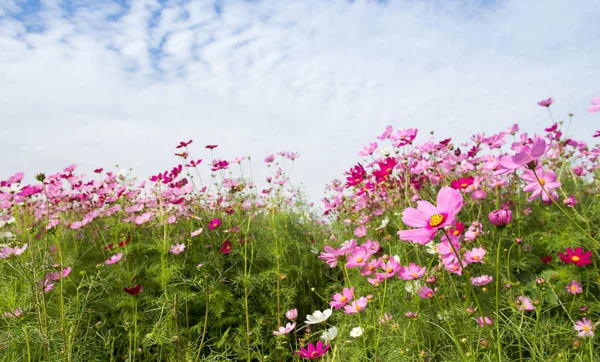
(1, 0, 599, 205)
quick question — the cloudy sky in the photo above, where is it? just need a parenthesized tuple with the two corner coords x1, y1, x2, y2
(1, 0, 599, 205)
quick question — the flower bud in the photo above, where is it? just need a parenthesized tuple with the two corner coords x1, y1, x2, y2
(488, 209, 513, 227)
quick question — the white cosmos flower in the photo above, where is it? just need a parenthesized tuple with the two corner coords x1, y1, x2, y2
(376, 217, 389, 230)
(350, 326, 364, 338)
(405, 280, 422, 294)
(321, 326, 338, 341)
(380, 147, 392, 156)
(425, 242, 439, 255)
(305, 308, 332, 324)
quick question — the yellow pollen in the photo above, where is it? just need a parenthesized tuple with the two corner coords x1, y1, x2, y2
(461, 183, 467, 188)
(539, 178, 546, 186)
(356, 257, 364, 263)
(473, 256, 480, 261)
(386, 267, 393, 273)
(356, 305, 362, 311)
(368, 265, 375, 271)
(341, 296, 347, 302)
(572, 256, 580, 262)
(453, 230, 459, 235)
(412, 272, 418, 277)
(583, 326, 589, 331)
(571, 286, 578, 291)
(426, 293, 432, 297)
(429, 214, 445, 227)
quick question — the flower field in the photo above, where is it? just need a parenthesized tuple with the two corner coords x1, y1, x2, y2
(2, 96, 600, 361)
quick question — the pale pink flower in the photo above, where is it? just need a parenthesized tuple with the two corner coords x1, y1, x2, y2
(47, 266, 72, 281)
(191, 228, 203, 237)
(537, 97, 553, 107)
(354, 225, 367, 238)
(521, 167, 561, 202)
(105, 253, 123, 265)
(587, 96, 600, 113)
(358, 142, 378, 156)
(285, 308, 298, 321)
(471, 275, 493, 286)
(134, 212, 154, 225)
(170, 243, 186, 255)
(575, 318, 595, 337)
(272, 322, 296, 335)
(516, 296, 535, 311)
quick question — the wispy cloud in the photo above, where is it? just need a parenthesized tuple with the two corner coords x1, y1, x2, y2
(1, 0, 599, 203)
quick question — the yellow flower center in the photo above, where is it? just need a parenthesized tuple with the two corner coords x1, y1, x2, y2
(341, 296, 347, 302)
(368, 265, 375, 271)
(461, 183, 467, 188)
(429, 214, 445, 227)
(571, 286, 578, 291)
(356, 305, 362, 311)
(572, 256, 580, 262)
(583, 326, 589, 331)
(473, 256, 479, 261)
(539, 178, 546, 186)
(387, 267, 393, 273)
(426, 292, 433, 298)
(412, 272, 418, 277)
(356, 257, 364, 263)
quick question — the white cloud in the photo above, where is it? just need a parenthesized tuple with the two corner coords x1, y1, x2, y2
(0, 0, 599, 205)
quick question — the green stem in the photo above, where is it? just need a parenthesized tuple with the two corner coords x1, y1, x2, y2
(495, 229, 504, 362)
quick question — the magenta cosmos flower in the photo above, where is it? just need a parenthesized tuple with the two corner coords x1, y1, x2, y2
(537, 97, 553, 107)
(558, 247, 593, 267)
(298, 341, 330, 359)
(398, 186, 463, 245)
(105, 253, 123, 265)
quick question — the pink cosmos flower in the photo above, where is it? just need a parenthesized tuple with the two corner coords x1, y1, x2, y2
(464, 247, 486, 264)
(264, 154, 275, 163)
(170, 243, 186, 255)
(272, 322, 296, 335)
(516, 296, 535, 311)
(471, 275, 493, 286)
(105, 253, 123, 265)
(354, 225, 367, 238)
(221, 240, 232, 254)
(345, 246, 371, 269)
(398, 263, 426, 280)
(588, 96, 600, 113)
(286, 308, 298, 321)
(134, 212, 154, 225)
(575, 318, 595, 337)
(488, 209, 512, 227)
(0, 243, 27, 258)
(298, 341, 330, 359)
(476, 316, 493, 328)
(358, 142, 378, 156)
(559, 247, 593, 267)
(376, 257, 401, 280)
(521, 167, 561, 202)
(537, 97, 553, 107)
(398, 186, 463, 245)
(344, 297, 368, 314)
(418, 286, 436, 299)
(566, 280, 583, 295)
(563, 195, 577, 207)
(496, 137, 547, 174)
(330, 287, 354, 310)
(191, 228, 203, 237)
(47, 266, 72, 281)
